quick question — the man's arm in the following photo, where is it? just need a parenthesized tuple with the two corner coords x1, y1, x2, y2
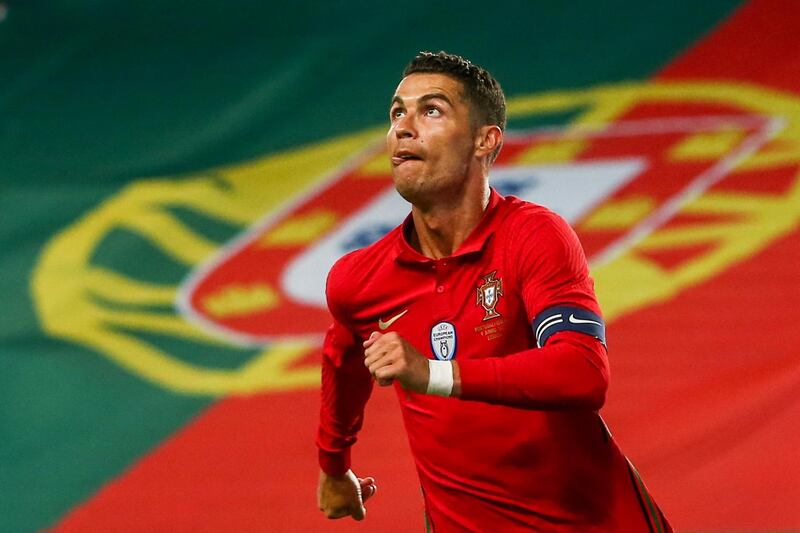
(453, 331, 607, 409)
(317, 320, 373, 475)
(364, 329, 607, 410)
(454, 206, 611, 409)
(364, 208, 609, 410)
(316, 318, 377, 520)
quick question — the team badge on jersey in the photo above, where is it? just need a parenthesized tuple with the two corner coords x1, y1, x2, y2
(430, 321, 457, 360)
(476, 271, 503, 321)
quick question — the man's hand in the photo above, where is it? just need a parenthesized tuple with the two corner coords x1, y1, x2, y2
(317, 470, 377, 521)
(363, 331, 430, 392)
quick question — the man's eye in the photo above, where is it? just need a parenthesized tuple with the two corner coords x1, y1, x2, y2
(391, 109, 405, 119)
(426, 107, 441, 117)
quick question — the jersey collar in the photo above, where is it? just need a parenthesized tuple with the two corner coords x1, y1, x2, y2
(394, 188, 503, 265)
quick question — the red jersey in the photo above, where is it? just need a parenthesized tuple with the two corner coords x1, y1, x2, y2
(318, 190, 671, 532)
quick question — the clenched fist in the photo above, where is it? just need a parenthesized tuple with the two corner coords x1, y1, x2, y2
(317, 469, 377, 521)
(363, 331, 430, 392)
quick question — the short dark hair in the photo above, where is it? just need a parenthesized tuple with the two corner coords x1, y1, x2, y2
(403, 51, 507, 133)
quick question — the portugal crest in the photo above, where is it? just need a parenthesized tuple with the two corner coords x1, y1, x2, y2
(476, 271, 503, 321)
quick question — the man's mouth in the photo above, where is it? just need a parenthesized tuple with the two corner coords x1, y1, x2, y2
(392, 151, 423, 165)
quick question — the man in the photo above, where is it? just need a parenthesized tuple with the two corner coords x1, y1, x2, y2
(316, 51, 672, 532)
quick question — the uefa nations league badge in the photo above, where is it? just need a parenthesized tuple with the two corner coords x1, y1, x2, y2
(430, 321, 457, 360)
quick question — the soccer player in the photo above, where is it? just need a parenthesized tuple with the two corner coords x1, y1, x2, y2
(316, 51, 672, 532)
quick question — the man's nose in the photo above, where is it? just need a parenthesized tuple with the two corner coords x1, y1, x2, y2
(395, 113, 416, 139)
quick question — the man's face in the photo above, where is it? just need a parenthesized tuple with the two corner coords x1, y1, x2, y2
(387, 73, 477, 205)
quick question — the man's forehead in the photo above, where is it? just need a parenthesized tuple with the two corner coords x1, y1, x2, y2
(392, 73, 464, 103)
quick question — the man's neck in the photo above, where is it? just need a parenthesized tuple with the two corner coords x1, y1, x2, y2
(409, 184, 490, 259)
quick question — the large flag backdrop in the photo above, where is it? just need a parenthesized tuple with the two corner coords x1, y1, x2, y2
(2, 1, 799, 531)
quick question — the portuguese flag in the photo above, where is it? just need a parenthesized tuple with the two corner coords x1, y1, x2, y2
(2, 1, 799, 531)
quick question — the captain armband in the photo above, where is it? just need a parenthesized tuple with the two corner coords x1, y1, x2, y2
(532, 305, 607, 348)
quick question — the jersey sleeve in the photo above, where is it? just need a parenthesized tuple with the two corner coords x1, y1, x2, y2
(516, 209, 602, 322)
(457, 208, 610, 410)
(316, 259, 373, 476)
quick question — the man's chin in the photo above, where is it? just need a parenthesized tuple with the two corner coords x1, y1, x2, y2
(391, 171, 423, 197)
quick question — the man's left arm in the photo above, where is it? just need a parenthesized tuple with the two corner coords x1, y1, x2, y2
(364, 210, 609, 410)
(459, 210, 609, 409)
(458, 211, 608, 409)
(453, 331, 608, 409)
(366, 329, 607, 410)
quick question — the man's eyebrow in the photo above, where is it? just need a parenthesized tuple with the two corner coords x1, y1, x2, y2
(389, 92, 454, 107)
(419, 92, 453, 106)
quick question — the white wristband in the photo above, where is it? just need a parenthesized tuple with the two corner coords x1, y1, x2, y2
(426, 360, 454, 397)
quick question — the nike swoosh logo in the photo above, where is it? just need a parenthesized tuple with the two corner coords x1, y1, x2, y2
(378, 309, 408, 330)
(569, 313, 603, 327)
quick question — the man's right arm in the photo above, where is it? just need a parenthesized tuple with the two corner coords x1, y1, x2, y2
(317, 318, 374, 475)
(316, 315, 377, 520)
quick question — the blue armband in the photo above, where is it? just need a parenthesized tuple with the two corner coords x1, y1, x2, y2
(532, 306, 606, 348)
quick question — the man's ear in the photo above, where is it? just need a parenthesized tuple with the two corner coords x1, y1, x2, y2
(475, 125, 503, 160)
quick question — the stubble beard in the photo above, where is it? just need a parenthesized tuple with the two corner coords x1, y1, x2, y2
(392, 158, 472, 211)
(393, 169, 428, 206)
